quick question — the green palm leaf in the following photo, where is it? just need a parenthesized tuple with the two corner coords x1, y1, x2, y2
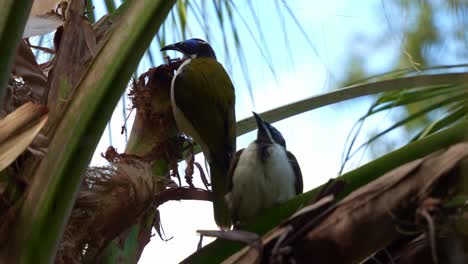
(5, 1, 176, 262)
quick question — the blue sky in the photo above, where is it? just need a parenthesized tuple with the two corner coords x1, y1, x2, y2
(79, 0, 463, 263)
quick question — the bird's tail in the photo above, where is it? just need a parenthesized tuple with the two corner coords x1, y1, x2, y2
(210, 159, 231, 229)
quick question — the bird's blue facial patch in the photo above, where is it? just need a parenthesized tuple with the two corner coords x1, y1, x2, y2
(179, 39, 200, 55)
(175, 38, 216, 59)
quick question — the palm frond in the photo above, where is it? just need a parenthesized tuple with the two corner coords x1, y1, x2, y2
(340, 66, 468, 174)
(10, 1, 176, 262)
(237, 72, 467, 136)
(413, 102, 467, 140)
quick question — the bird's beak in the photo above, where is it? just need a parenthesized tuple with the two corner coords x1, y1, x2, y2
(252, 112, 264, 127)
(160, 43, 180, 52)
(252, 112, 269, 142)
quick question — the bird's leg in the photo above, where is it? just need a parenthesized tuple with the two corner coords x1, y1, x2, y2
(167, 135, 186, 187)
(178, 137, 196, 188)
(183, 140, 210, 190)
(183, 142, 196, 188)
(151, 209, 173, 242)
(194, 161, 210, 190)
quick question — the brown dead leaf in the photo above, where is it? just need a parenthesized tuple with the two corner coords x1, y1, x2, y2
(226, 142, 468, 264)
(222, 195, 336, 264)
(4, 41, 47, 115)
(30, 0, 66, 17)
(0, 102, 47, 143)
(58, 160, 157, 262)
(9, 40, 48, 105)
(23, 0, 67, 38)
(0, 102, 48, 171)
(46, 0, 91, 127)
(82, 20, 97, 58)
(12, 40, 47, 94)
(23, 13, 64, 38)
(292, 143, 468, 263)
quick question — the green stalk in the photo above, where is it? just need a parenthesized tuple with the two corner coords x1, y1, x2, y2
(98, 209, 157, 263)
(183, 121, 468, 263)
(0, 0, 33, 102)
(104, 0, 117, 13)
(3, 1, 176, 263)
(99, 225, 142, 263)
(86, 0, 96, 23)
(236, 73, 468, 136)
(99, 70, 178, 262)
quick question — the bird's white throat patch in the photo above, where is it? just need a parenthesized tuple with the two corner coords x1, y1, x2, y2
(173, 58, 192, 80)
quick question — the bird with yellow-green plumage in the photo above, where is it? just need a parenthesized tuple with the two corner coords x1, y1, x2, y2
(161, 38, 236, 229)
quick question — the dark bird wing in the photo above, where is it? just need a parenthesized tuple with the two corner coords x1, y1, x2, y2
(226, 148, 244, 225)
(287, 151, 303, 195)
(227, 149, 244, 191)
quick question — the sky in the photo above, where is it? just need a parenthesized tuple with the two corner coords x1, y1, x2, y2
(78, 0, 445, 263)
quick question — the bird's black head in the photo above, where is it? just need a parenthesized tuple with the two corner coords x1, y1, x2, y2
(252, 112, 286, 148)
(161, 38, 216, 59)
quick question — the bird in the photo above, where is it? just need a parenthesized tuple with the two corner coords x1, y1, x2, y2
(226, 112, 303, 227)
(161, 38, 236, 229)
